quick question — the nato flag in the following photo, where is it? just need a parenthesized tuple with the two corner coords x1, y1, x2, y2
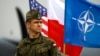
(64, 0, 100, 47)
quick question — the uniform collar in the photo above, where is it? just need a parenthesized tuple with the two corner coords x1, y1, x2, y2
(24, 33, 43, 45)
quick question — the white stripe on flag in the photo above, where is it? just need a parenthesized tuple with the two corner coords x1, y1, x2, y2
(41, 32, 48, 37)
(42, 16, 48, 22)
(42, 16, 48, 37)
(42, 23, 48, 31)
(48, 0, 64, 25)
(55, 0, 65, 10)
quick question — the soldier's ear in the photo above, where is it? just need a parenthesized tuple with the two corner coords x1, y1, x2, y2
(26, 22, 30, 29)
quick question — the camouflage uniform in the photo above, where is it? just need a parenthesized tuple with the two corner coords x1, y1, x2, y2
(15, 34, 58, 56)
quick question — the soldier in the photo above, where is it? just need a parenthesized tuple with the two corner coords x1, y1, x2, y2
(15, 10, 59, 56)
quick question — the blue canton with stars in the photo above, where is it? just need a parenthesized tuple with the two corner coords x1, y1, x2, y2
(29, 0, 47, 16)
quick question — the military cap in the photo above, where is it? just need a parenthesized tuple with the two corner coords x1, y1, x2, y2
(26, 10, 41, 22)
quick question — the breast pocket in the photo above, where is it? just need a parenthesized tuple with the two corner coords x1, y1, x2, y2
(35, 44, 50, 54)
(19, 45, 31, 56)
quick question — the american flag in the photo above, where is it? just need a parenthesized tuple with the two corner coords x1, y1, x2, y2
(29, 0, 48, 37)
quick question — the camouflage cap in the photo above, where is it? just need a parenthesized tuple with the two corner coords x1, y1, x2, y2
(26, 10, 41, 22)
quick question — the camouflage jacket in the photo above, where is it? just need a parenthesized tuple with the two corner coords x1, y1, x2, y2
(15, 34, 58, 56)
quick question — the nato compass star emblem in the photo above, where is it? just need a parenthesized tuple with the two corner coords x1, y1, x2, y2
(72, 7, 100, 41)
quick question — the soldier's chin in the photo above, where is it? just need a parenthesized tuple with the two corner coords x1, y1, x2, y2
(36, 30, 42, 33)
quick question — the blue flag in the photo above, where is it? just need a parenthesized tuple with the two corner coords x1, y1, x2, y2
(64, 0, 100, 47)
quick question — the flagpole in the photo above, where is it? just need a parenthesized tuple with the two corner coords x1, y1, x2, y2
(63, 44, 66, 55)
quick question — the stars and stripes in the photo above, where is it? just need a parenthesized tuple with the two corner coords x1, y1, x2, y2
(29, 0, 47, 16)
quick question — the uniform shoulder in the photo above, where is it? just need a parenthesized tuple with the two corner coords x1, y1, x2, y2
(18, 38, 27, 44)
(42, 36, 57, 46)
(17, 38, 27, 47)
(43, 36, 54, 42)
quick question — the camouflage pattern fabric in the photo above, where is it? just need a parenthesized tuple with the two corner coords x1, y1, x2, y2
(15, 34, 58, 56)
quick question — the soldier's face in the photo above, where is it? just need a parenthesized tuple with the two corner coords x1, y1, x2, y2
(26, 19, 42, 33)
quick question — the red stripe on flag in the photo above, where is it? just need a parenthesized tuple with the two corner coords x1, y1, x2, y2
(66, 44, 82, 56)
(42, 28, 48, 36)
(42, 19, 48, 26)
(48, 20, 64, 52)
(42, 17, 48, 36)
